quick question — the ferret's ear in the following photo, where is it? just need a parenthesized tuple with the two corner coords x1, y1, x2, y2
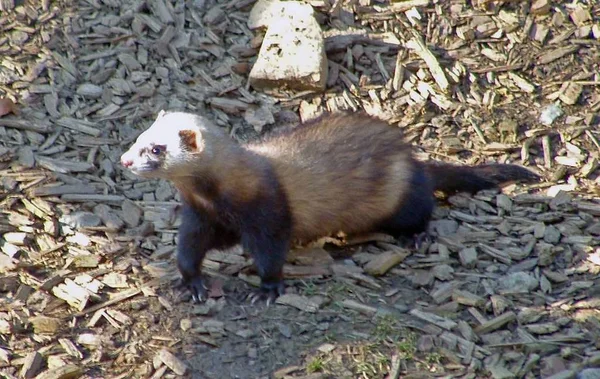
(178, 129, 201, 151)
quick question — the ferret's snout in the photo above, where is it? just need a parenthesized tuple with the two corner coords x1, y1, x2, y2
(120, 154, 133, 168)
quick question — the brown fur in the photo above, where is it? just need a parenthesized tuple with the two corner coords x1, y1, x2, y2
(246, 113, 414, 242)
(166, 112, 539, 242)
(173, 136, 267, 214)
(172, 112, 538, 242)
(122, 111, 540, 301)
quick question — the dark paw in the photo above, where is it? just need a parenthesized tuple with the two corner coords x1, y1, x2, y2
(247, 281, 285, 306)
(413, 231, 430, 251)
(180, 277, 208, 303)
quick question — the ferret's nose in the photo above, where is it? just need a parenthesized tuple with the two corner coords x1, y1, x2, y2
(121, 154, 133, 168)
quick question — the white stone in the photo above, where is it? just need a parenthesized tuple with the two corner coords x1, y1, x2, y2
(248, 0, 282, 30)
(249, 2, 327, 92)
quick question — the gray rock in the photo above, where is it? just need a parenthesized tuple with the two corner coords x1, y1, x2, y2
(100, 158, 114, 176)
(121, 199, 143, 227)
(203, 5, 225, 25)
(417, 335, 435, 352)
(277, 323, 292, 338)
(459, 247, 478, 268)
(93, 204, 111, 220)
(508, 258, 538, 273)
(432, 264, 454, 281)
(155, 180, 174, 201)
(2, 177, 18, 191)
(577, 368, 600, 379)
(429, 219, 459, 236)
(244, 105, 275, 133)
(0, 66, 19, 85)
(93, 204, 124, 230)
(586, 222, 600, 235)
(235, 329, 255, 339)
(11, 30, 29, 44)
(543, 225, 561, 244)
(125, 221, 154, 237)
(496, 194, 513, 212)
(556, 221, 582, 236)
(76, 84, 103, 98)
(60, 212, 102, 228)
(497, 272, 538, 293)
(517, 307, 544, 324)
(411, 269, 434, 287)
(18, 146, 35, 168)
(123, 188, 143, 200)
(118, 53, 142, 71)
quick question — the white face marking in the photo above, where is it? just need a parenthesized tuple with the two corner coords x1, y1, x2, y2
(120, 111, 207, 178)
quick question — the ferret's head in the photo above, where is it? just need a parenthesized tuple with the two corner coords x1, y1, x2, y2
(120, 110, 215, 179)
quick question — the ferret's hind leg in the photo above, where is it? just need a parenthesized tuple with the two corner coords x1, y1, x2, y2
(177, 202, 239, 302)
(378, 169, 435, 241)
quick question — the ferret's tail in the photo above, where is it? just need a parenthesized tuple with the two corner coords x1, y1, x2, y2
(424, 162, 540, 194)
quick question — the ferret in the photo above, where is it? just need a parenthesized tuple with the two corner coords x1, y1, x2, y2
(120, 111, 540, 302)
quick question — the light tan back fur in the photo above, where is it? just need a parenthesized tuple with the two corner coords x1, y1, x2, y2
(247, 113, 414, 241)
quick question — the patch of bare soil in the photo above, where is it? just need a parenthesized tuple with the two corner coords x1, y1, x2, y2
(1, 0, 600, 378)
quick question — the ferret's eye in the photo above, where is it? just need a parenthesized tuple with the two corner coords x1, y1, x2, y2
(151, 146, 164, 156)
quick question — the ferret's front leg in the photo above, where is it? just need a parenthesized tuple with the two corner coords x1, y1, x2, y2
(177, 202, 239, 302)
(239, 192, 292, 304)
(241, 227, 290, 304)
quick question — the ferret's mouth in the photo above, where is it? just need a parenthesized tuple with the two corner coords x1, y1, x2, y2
(128, 164, 159, 176)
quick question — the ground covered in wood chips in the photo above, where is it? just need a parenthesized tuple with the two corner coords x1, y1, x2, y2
(1, 0, 600, 378)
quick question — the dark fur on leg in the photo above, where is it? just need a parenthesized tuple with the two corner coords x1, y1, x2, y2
(243, 228, 290, 305)
(240, 183, 292, 305)
(176, 202, 239, 302)
(379, 168, 435, 237)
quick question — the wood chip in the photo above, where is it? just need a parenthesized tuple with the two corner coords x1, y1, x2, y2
(409, 309, 458, 330)
(537, 46, 579, 65)
(476, 311, 517, 334)
(54, 117, 99, 136)
(405, 32, 449, 91)
(340, 299, 378, 316)
(1, 1, 598, 376)
(36, 365, 83, 379)
(157, 349, 188, 376)
(20, 351, 44, 378)
(363, 250, 409, 276)
(29, 316, 62, 334)
(452, 289, 485, 308)
(275, 294, 321, 313)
